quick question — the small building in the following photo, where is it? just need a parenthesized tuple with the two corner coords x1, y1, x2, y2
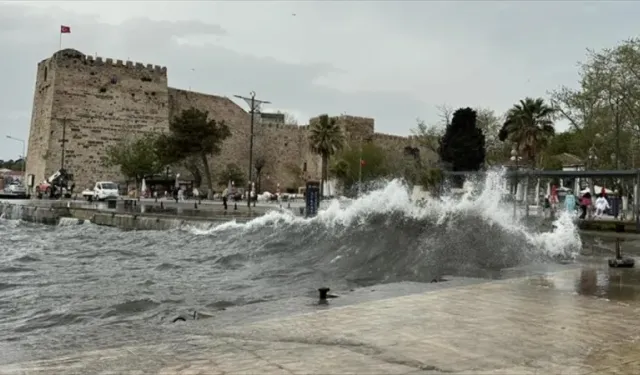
(552, 153, 585, 192)
(554, 153, 584, 171)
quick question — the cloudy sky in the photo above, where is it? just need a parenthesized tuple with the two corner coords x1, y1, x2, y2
(1, 0, 638, 160)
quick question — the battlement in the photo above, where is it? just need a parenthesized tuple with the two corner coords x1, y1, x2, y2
(263, 123, 306, 131)
(335, 115, 375, 123)
(50, 49, 167, 74)
(308, 114, 374, 123)
(372, 132, 416, 142)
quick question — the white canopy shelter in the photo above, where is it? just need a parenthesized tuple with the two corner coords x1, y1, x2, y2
(580, 185, 615, 195)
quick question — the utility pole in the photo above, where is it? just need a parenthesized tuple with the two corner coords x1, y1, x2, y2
(59, 118, 68, 197)
(60, 117, 68, 171)
(511, 147, 519, 219)
(358, 137, 363, 198)
(615, 97, 621, 170)
(234, 91, 271, 208)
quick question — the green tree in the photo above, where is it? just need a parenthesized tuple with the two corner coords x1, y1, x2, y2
(476, 108, 508, 166)
(330, 141, 388, 194)
(253, 155, 267, 193)
(418, 168, 444, 196)
(412, 118, 443, 162)
(285, 163, 304, 191)
(154, 134, 205, 188)
(168, 108, 231, 196)
(438, 108, 486, 184)
(103, 134, 165, 189)
(0, 159, 24, 171)
(309, 114, 345, 197)
(499, 97, 556, 168)
(217, 163, 246, 188)
(550, 38, 640, 169)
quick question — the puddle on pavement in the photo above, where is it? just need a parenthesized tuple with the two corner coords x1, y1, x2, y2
(574, 267, 640, 301)
(525, 263, 640, 302)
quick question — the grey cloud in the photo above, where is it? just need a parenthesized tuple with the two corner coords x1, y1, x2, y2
(117, 18, 227, 48)
(4, 1, 640, 159)
(0, 3, 429, 158)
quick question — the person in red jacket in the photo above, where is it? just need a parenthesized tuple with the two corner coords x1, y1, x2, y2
(579, 192, 592, 219)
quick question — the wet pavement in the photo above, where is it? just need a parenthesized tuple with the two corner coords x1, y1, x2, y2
(2, 256, 640, 374)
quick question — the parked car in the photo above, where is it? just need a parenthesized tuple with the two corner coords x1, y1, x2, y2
(82, 181, 120, 201)
(5, 182, 27, 197)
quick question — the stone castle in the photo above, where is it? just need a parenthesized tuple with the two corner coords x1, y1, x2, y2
(26, 49, 424, 192)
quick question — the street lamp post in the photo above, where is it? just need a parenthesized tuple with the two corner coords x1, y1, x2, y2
(6, 135, 26, 179)
(588, 145, 598, 197)
(511, 148, 519, 219)
(234, 92, 271, 208)
(583, 133, 601, 200)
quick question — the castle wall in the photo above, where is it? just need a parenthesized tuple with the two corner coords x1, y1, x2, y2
(308, 115, 375, 144)
(167, 88, 251, 188)
(167, 89, 322, 192)
(25, 60, 56, 189)
(26, 49, 424, 196)
(372, 132, 438, 167)
(256, 123, 321, 192)
(26, 49, 170, 190)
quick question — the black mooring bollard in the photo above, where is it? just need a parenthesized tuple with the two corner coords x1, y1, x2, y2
(318, 287, 330, 304)
(609, 223, 635, 268)
(194, 202, 198, 209)
(160, 202, 164, 209)
(234, 203, 238, 210)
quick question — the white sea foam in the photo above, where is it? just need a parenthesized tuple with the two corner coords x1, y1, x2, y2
(187, 169, 582, 258)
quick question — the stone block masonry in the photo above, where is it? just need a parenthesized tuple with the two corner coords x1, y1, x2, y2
(26, 49, 170, 191)
(26, 49, 430, 193)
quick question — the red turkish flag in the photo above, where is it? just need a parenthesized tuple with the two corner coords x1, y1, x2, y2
(60, 25, 71, 34)
(360, 159, 366, 167)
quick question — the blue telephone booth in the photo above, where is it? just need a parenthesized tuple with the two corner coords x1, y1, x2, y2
(305, 180, 321, 218)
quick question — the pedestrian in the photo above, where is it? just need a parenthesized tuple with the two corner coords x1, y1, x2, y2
(564, 189, 576, 213)
(579, 192, 592, 219)
(594, 193, 610, 217)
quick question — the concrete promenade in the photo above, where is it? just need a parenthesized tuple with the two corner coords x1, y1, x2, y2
(2, 262, 640, 374)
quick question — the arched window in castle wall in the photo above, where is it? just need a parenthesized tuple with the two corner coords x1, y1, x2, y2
(303, 162, 307, 172)
(44, 67, 48, 81)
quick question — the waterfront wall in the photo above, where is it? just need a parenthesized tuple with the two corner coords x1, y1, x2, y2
(0, 203, 256, 230)
(0, 202, 67, 225)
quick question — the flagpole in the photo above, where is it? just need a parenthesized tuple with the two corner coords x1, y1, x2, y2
(59, 31, 62, 51)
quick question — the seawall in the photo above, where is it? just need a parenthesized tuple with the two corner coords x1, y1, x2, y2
(0, 201, 261, 230)
(70, 207, 257, 230)
(0, 202, 68, 225)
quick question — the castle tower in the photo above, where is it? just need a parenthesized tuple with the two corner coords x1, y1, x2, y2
(25, 49, 169, 191)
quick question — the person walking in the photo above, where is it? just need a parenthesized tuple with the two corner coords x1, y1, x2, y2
(564, 189, 577, 213)
(579, 192, 592, 219)
(594, 193, 610, 217)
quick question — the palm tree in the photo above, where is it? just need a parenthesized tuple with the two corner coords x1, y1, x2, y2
(309, 114, 345, 197)
(499, 97, 556, 168)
